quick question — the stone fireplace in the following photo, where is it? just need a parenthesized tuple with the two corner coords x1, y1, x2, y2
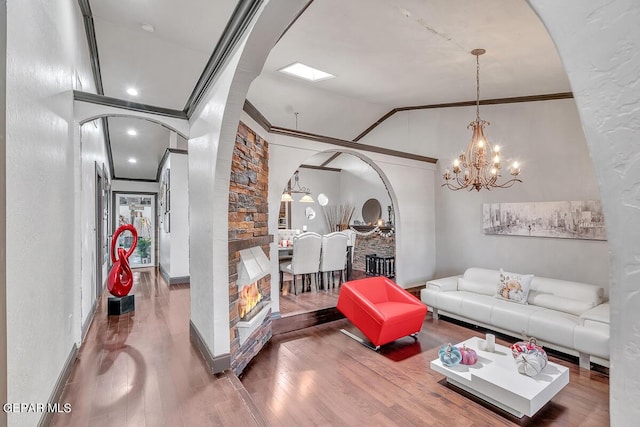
(228, 121, 272, 375)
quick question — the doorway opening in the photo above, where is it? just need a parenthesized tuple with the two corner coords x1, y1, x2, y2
(113, 192, 156, 268)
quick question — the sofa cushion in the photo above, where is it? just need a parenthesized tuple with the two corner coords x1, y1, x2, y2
(528, 309, 579, 347)
(491, 299, 546, 336)
(459, 293, 496, 324)
(527, 292, 597, 316)
(530, 276, 604, 307)
(458, 277, 495, 296)
(435, 291, 465, 315)
(495, 269, 533, 304)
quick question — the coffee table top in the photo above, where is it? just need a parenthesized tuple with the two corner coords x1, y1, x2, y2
(430, 336, 570, 417)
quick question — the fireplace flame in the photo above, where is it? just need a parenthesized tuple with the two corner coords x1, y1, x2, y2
(238, 282, 262, 319)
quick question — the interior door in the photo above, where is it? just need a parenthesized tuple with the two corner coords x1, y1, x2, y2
(114, 193, 156, 268)
(95, 164, 109, 298)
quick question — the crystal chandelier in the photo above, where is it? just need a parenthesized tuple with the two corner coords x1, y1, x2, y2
(443, 49, 522, 191)
(281, 170, 314, 203)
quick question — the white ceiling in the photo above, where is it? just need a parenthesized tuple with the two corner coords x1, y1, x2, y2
(86, 0, 570, 179)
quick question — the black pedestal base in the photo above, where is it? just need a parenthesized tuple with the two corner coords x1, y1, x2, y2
(108, 295, 135, 316)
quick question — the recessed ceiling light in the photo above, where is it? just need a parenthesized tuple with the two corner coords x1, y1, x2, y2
(278, 62, 335, 82)
(126, 87, 139, 96)
(128, 158, 137, 164)
(141, 23, 155, 33)
(127, 129, 137, 136)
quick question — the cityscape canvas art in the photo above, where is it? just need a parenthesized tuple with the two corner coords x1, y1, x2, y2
(483, 200, 606, 241)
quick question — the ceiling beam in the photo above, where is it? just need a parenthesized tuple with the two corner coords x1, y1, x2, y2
(183, 0, 264, 118)
(242, 101, 438, 164)
(74, 91, 187, 119)
(270, 126, 438, 164)
(299, 164, 341, 173)
(243, 100, 272, 131)
(77, 0, 103, 95)
(320, 152, 341, 167)
(353, 92, 574, 142)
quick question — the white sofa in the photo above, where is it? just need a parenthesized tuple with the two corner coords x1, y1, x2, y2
(421, 268, 609, 369)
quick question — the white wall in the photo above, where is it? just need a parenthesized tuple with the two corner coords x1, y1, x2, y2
(159, 153, 189, 279)
(159, 157, 171, 274)
(528, 1, 640, 423)
(112, 179, 159, 193)
(289, 168, 340, 234)
(364, 99, 609, 290)
(340, 168, 392, 225)
(5, 0, 95, 425)
(79, 120, 109, 335)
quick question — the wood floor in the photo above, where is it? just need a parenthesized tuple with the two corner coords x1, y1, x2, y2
(241, 318, 610, 427)
(51, 268, 610, 426)
(50, 268, 262, 427)
(279, 270, 367, 316)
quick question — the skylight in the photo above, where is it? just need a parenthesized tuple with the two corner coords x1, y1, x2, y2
(278, 62, 335, 82)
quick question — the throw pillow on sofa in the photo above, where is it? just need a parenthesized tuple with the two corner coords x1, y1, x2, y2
(496, 268, 534, 304)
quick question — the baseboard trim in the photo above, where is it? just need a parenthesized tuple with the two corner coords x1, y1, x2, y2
(169, 275, 190, 285)
(159, 264, 190, 285)
(159, 264, 170, 283)
(81, 299, 98, 342)
(189, 321, 230, 374)
(38, 343, 79, 427)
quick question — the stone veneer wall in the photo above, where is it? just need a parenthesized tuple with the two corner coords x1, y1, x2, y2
(353, 233, 396, 273)
(228, 121, 272, 375)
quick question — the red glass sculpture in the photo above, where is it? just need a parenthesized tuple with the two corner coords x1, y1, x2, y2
(107, 224, 138, 297)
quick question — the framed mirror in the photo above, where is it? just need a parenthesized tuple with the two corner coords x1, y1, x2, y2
(362, 198, 382, 225)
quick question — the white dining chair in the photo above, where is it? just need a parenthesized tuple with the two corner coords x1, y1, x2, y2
(279, 232, 322, 295)
(319, 232, 349, 289)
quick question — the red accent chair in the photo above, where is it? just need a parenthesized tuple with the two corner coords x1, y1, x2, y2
(337, 277, 427, 348)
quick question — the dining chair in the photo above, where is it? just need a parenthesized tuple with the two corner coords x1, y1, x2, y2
(279, 232, 322, 295)
(343, 228, 357, 263)
(319, 231, 349, 289)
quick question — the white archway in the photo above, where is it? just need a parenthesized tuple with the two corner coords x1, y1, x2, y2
(74, 99, 189, 138)
(528, 1, 640, 423)
(268, 148, 402, 314)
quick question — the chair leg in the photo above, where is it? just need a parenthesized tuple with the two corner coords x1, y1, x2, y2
(293, 274, 297, 295)
(279, 270, 283, 290)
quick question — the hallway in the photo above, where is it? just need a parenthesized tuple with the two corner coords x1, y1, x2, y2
(51, 269, 262, 427)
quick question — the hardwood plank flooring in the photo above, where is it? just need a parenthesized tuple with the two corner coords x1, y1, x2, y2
(50, 268, 262, 427)
(279, 270, 368, 316)
(51, 268, 609, 426)
(240, 315, 610, 426)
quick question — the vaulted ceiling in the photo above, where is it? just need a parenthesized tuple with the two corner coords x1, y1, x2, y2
(85, 0, 569, 180)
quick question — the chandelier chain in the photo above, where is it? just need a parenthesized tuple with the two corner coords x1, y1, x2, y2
(476, 53, 481, 122)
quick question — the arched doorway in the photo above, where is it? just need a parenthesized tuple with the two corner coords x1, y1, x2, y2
(274, 150, 399, 316)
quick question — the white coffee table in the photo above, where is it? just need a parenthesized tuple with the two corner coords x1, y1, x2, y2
(430, 336, 569, 418)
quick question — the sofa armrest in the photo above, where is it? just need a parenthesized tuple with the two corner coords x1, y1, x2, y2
(426, 275, 461, 292)
(579, 302, 610, 327)
(385, 279, 423, 305)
